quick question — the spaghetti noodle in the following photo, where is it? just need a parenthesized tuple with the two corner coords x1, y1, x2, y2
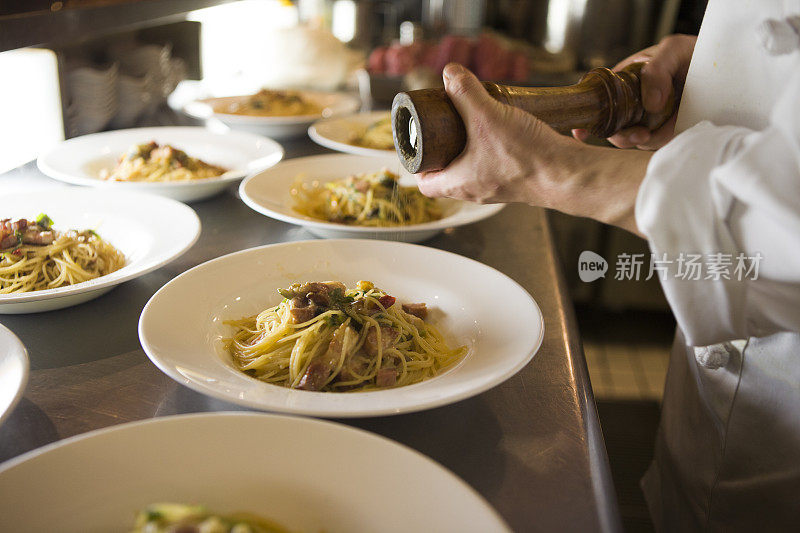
(100, 142, 227, 182)
(225, 281, 466, 392)
(213, 89, 322, 117)
(350, 115, 394, 150)
(291, 169, 441, 226)
(0, 215, 125, 294)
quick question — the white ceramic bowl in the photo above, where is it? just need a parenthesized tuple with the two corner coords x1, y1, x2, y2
(0, 412, 510, 532)
(0, 189, 200, 313)
(239, 153, 504, 243)
(37, 127, 284, 203)
(308, 110, 395, 157)
(180, 87, 361, 139)
(138, 239, 543, 417)
(0, 324, 28, 425)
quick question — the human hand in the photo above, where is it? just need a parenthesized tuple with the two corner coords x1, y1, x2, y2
(416, 63, 653, 235)
(573, 34, 697, 150)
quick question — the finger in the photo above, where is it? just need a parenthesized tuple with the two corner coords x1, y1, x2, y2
(612, 44, 658, 71)
(442, 63, 500, 125)
(572, 128, 590, 142)
(633, 113, 678, 150)
(640, 35, 695, 112)
(607, 126, 652, 149)
(415, 170, 447, 198)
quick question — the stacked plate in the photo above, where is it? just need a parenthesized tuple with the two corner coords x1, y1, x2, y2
(107, 43, 187, 127)
(64, 63, 118, 136)
(108, 73, 153, 129)
(109, 43, 170, 111)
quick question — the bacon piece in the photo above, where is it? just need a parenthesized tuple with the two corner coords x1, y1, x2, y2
(364, 325, 399, 357)
(375, 368, 398, 388)
(284, 281, 346, 308)
(401, 302, 427, 319)
(288, 296, 317, 324)
(296, 324, 358, 391)
(20, 228, 54, 246)
(0, 232, 17, 249)
(377, 295, 395, 309)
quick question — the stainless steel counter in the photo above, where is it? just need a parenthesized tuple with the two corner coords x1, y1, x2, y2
(0, 139, 620, 532)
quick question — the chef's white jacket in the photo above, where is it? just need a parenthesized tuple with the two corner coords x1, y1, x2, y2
(635, 0, 800, 530)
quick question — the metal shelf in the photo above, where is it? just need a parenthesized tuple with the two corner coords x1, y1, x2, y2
(0, 0, 240, 53)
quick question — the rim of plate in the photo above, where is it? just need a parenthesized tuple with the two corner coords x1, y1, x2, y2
(0, 412, 510, 531)
(239, 153, 505, 234)
(308, 110, 395, 157)
(37, 126, 285, 189)
(0, 324, 29, 426)
(138, 239, 544, 417)
(0, 189, 201, 304)
(185, 91, 362, 125)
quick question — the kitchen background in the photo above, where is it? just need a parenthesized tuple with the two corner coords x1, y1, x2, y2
(0, 1, 708, 530)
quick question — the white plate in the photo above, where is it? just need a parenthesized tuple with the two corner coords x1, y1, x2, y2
(308, 110, 396, 157)
(181, 88, 361, 139)
(239, 153, 505, 243)
(0, 412, 510, 532)
(0, 324, 28, 425)
(37, 127, 284, 203)
(0, 189, 200, 313)
(138, 239, 543, 417)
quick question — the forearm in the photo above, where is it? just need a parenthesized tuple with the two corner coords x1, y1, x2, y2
(532, 140, 652, 237)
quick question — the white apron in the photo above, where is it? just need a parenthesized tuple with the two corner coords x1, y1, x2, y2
(634, 0, 800, 530)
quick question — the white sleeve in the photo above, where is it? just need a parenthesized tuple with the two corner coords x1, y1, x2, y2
(635, 69, 800, 347)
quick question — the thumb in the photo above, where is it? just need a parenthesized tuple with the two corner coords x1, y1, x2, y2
(442, 63, 499, 124)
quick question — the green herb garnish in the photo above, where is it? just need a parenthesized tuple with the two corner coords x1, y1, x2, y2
(35, 213, 53, 229)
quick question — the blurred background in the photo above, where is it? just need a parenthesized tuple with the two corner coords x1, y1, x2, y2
(0, 1, 708, 530)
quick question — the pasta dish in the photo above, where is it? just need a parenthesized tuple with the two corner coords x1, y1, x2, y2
(100, 142, 227, 182)
(212, 89, 322, 117)
(225, 281, 466, 392)
(350, 115, 394, 150)
(291, 169, 442, 226)
(133, 503, 287, 533)
(0, 215, 125, 294)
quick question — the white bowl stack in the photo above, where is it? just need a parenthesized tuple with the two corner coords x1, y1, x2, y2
(108, 72, 153, 129)
(65, 63, 118, 136)
(64, 43, 188, 135)
(110, 43, 174, 115)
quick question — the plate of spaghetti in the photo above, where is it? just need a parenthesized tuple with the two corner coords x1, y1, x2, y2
(0, 188, 200, 313)
(179, 87, 361, 139)
(0, 324, 28, 425)
(37, 127, 284, 203)
(308, 111, 396, 156)
(138, 239, 543, 417)
(239, 153, 504, 242)
(0, 413, 510, 531)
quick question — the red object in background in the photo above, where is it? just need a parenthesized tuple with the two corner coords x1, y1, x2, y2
(434, 35, 472, 73)
(510, 50, 530, 82)
(368, 47, 388, 74)
(473, 33, 511, 81)
(367, 33, 530, 82)
(385, 44, 416, 76)
(422, 42, 440, 70)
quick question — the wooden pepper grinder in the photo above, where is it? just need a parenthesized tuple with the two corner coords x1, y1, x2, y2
(391, 62, 675, 173)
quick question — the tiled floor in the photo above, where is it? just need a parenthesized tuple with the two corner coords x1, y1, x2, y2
(576, 307, 674, 402)
(585, 341, 670, 400)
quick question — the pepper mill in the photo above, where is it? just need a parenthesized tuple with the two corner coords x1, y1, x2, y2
(391, 62, 675, 173)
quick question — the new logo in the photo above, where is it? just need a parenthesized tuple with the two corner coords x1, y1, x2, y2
(578, 251, 608, 282)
